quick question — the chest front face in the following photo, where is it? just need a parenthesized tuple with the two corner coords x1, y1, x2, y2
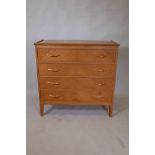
(34, 40, 119, 117)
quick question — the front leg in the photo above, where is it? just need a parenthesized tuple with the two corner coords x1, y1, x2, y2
(40, 100, 44, 117)
(108, 105, 113, 117)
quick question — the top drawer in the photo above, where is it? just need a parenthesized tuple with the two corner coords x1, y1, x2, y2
(37, 48, 116, 64)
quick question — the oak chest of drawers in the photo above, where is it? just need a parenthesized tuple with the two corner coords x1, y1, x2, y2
(34, 40, 119, 117)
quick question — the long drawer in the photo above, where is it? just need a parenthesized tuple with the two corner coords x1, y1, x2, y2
(38, 48, 116, 64)
(39, 64, 115, 77)
(40, 89, 112, 104)
(39, 77, 114, 90)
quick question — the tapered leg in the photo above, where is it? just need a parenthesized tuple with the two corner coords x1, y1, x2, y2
(40, 101, 44, 117)
(108, 105, 113, 117)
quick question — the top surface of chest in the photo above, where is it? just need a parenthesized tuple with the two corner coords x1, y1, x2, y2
(34, 40, 120, 47)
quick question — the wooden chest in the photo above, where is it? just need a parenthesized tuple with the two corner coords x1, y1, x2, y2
(34, 40, 119, 117)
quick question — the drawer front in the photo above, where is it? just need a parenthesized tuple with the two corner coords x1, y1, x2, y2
(39, 64, 115, 77)
(37, 48, 116, 64)
(40, 77, 114, 90)
(40, 89, 112, 104)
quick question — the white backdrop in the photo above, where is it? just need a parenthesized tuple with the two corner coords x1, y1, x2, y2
(26, 0, 129, 97)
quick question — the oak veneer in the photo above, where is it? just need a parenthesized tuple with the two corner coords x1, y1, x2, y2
(39, 77, 114, 90)
(38, 48, 116, 64)
(34, 40, 119, 117)
(39, 64, 115, 77)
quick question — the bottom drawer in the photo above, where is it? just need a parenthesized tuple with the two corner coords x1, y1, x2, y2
(40, 89, 113, 105)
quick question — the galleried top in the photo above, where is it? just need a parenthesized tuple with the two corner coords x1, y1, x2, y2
(34, 40, 120, 46)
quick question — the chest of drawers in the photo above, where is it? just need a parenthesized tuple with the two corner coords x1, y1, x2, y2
(34, 40, 119, 117)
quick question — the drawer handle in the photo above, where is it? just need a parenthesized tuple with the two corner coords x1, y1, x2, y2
(49, 54, 60, 57)
(95, 95, 104, 98)
(49, 94, 60, 98)
(48, 68, 60, 72)
(97, 83, 105, 86)
(97, 55, 106, 58)
(47, 82, 60, 85)
(98, 69, 105, 72)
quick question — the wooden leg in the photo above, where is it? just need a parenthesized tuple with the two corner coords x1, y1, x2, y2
(102, 105, 107, 111)
(108, 105, 113, 117)
(40, 101, 44, 117)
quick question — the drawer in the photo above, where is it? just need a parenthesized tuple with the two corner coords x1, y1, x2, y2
(39, 64, 115, 77)
(40, 89, 112, 104)
(37, 48, 116, 64)
(40, 77, 114, 90)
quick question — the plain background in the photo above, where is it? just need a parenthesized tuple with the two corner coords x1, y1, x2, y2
(26, 0, 129, 97)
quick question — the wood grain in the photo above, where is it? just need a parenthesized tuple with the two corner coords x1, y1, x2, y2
(39, 77, 114, 90)
(38, 48, 116, 64)
(40, 89, 112, 105)
(39, 64, 115, 77)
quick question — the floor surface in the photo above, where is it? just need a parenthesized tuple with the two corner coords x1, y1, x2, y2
(27, 93, 129, 155)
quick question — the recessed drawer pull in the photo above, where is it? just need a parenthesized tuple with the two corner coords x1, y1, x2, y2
(95, 95, 104, 98)
(97, 83, 105, 86)
(49, 94, 60, 98)
(97, 55, 106, 58)
(49, 54, 60, 57)
(98, 69, 105, 72)
(47, 68, 60, 72)
(47, 82, 60, 85)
